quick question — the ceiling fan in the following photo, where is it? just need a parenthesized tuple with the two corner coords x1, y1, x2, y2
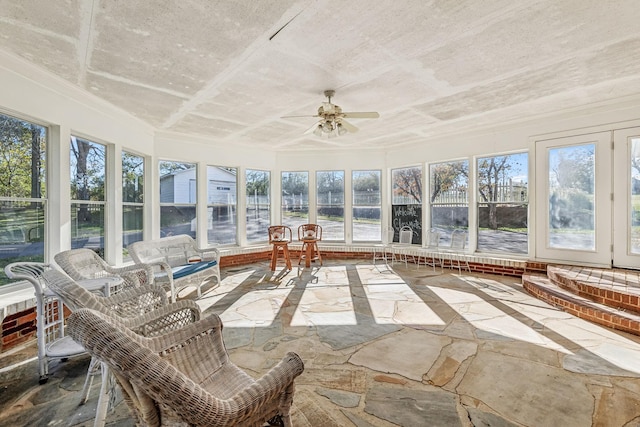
(283, 90, 379, 138)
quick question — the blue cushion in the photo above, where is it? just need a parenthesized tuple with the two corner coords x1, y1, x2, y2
(171, 260, 218, 279)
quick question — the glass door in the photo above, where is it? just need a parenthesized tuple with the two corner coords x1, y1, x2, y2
(535, 132, 612, 266)
(613, 127, 640, 269)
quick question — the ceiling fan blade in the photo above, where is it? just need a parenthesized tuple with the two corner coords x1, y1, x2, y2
(339, 119, 359, 133)
(342, 112, 380, 119)
(281, 114, 320, 119)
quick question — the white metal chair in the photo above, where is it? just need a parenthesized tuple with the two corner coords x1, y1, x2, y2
(391, 226, 414, 267)
(4, 262, 98, 399)
(417, 228, 442, 271)
(373, 228, 395, 265)
(441, 229, 471, 273)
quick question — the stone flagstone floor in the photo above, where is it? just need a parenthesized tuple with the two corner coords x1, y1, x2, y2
(2, 260, 640, 426)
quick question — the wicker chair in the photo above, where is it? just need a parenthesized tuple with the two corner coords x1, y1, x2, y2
(41, 269, 201, 427)
(68, 308, 305, 427)
(54, 248, 154, 294)
(40, 269, 200, 337)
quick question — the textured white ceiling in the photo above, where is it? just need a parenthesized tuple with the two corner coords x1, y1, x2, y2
(1, 0, 640, 151)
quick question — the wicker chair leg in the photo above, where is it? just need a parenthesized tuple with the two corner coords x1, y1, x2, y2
(80, 356, 100, 405)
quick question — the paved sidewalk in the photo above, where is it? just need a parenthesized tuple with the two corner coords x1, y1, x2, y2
(2, 260, 640, 426)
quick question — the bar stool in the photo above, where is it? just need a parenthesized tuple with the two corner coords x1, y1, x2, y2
(298, 224, 323, 267)
(268, 225, 293, 270)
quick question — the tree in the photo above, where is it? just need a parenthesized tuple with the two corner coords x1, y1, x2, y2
(352, 171, 380, 192)
(70, 137, 105, 222)
(281, 172, 308, 196)
(477, 156, 512, 230)
(0, 115, 45, 199)
(429, 162, 468, 203)
(122, 152, 144, 203)
(246, 170, 269, 196)
(551, 145, 594, 194)
(159, 161, 193, 177)
(393, 167, 422, 204)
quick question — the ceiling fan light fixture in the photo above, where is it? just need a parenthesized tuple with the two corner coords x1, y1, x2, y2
(287, 90, 379, 139)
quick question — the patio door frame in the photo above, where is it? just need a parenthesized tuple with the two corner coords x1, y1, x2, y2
(534, 131, 612, 267)
(613, 127, 640, 269)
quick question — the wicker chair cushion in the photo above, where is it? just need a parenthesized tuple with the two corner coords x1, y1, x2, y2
(171, 260, 218, 280)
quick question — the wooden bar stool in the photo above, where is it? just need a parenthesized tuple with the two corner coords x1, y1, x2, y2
(268, 226, 292, 271)
(297, 224, 323, 267)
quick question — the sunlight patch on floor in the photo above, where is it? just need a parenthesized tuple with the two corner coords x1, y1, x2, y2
(429, 285, 570, 353)
(196, 269, 256, 312)
(220, 287, 293, 327)
(357, 265, 445, 325)
(459, 275, 640, 372)
(290, 265, 357, 326)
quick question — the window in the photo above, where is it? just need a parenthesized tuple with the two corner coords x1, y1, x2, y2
(317, 170, 345, 241)
(477, 153, 528, 254)
(392, 166, 422, 244)
(159, 161, 196, 238)
(429, 160, 468, 246)
(0, 113, 47, 284)
(207, 166, 237, 245)
(246, 169, 270, 243)
(352, 170, 381, 242)
(631, 138, 640, 255)
(122, 151, 144, 257)
(281, 171, 308, 231)
(548, 144, 595, 250)
(70, 136, 106, 255)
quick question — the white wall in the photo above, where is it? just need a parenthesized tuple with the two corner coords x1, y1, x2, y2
(3, 47, 640, 266)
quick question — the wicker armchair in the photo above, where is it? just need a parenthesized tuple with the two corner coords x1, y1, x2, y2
(41, 269, 200, 336)
(68, 308, 305, 427)
(54, 248, 154, 294)
(41, 269, 202, 427)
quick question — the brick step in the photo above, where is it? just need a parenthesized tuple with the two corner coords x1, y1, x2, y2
(522, 274, 640, 336)
(547, 265, 640, 315)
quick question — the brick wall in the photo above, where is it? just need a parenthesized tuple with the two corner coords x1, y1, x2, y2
(1, 251, 547, 353)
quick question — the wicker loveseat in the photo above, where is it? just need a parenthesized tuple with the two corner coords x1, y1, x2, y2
(127, 235, 221, 302)
(68, 308, 305, 427)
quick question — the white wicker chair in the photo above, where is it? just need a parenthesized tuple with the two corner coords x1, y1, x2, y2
(69, 307, 305, 427)
(40, 269, 201, 427)
(54, 248, 154, 294)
